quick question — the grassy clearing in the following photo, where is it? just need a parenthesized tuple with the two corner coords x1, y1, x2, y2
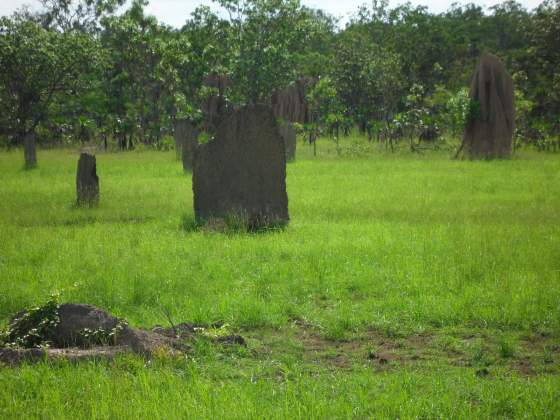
(0, 138, 559, 417)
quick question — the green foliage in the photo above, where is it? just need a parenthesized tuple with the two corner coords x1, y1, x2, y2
(140, 135, 174, 152)
(514, 85, 536, 144)
(292, 7, 336, 78)
(445, 88, 472, 136)
(2, 0, 560, 151)
(0, 16, 101, 147)
(499, 336, 517, 359)
(198, 323, 233, 339)
(40, 0, 126, 32)
(78, 320, 127, 348)
(307, 77, 345, 137)
(0, 294, 60, 349)
(212, 0, 309, 104)
(1, 148, 559, 332)
(332, 28, 403, 126)
(99, 3, 183, 148)
(403, 84, 430, 134)
(525, 0, 560, 123)
(1, 148, 560, 416)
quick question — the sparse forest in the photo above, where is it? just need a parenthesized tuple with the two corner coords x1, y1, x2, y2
(1, 0, 559, 159)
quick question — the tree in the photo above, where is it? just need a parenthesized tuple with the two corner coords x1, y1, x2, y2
(292, 7, 336, 79)
(444, 88, 472, 138)
(332, 28, 403, 133)
(526, 0, 560, 129)
(0, 16, 100, 167)
(307, 76, 345, 154)
(100, 0, 181, 148)
(39, 0, 126, 32)
(212, 0, 309, 105)
(177, 5, 231, 124)
(1, 0, 559, 154)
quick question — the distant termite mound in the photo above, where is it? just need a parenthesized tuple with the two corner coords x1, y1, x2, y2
(461, 53, 515, 159)
(174, 119, 199, 171)
(272, 77, 313, 124)
(76, 153, 99, 206)
(202, 73, 230, 131)
(192, 105, 289, 230)
(279, 121, 297, 161)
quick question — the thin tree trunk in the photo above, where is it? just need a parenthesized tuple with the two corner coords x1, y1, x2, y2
(119, 133, 126, 150)
(313, 137, 317, 157)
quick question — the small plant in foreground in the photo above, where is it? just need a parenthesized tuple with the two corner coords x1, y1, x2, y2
(499, 336, 517, 359)
(78, 320, 128, 348)
(0, 293, 60, 349)
(543, 345, 554, 364)
(469, 339, 493, 367)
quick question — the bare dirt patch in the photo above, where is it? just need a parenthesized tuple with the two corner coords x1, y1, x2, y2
(251, 322, 559, 377)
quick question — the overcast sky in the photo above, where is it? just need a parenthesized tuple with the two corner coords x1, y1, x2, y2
(0, 0, 545, 28)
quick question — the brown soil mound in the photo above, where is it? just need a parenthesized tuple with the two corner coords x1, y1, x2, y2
(0, 304, 244, 365)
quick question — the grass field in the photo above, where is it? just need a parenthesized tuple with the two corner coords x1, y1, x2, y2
(0, 138, 559, 418)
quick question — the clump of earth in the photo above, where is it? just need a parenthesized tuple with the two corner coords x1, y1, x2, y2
(0, 302, 244, 365)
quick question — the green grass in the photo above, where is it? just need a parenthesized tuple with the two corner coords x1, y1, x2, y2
(1, 138, 559, 418)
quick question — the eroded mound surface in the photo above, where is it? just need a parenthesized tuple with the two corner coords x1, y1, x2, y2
(0, 303, 244, 365)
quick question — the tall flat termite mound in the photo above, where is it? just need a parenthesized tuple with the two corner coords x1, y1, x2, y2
(462, 53, 515, 159)
(76, 153, 99, 206)
(192, 105, 289, 229)
(279, 121, 297, 161)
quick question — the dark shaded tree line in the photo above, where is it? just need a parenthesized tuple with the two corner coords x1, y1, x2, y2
(1, 0, 559, 163)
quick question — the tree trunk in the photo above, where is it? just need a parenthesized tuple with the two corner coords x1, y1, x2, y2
(359, 120, 367, 134)
(24, 132, 37, 170)
(118, 132, 126, 150)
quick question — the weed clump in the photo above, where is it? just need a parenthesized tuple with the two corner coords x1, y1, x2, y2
(181, 212, 287, 234)
(0, 294, 60, 349)
(0, 295, 127, 350)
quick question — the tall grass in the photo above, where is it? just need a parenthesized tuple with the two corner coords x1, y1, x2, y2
(0, 139, 559, 417)
(1, 143, 558, 334)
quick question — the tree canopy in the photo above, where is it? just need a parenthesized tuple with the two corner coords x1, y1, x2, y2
(0, 0, 558, 155)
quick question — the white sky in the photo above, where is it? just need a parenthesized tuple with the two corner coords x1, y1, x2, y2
(0, 0, 545, 28)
